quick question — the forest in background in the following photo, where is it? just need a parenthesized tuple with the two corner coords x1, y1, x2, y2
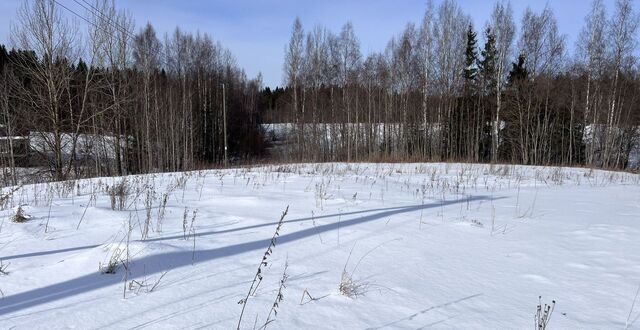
(0, 0, 639, 185)
(267, 0, 640, 169)
(0, 0, 266, 183)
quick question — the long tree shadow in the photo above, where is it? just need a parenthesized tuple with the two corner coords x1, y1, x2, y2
(3, 245, 102, 261)
(3, 205, 415, 261)
(3, 196, 495, 261)
(0, 195, 501, 316)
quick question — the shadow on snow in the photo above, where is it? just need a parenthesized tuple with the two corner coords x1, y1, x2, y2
(0, 195, 501, 316)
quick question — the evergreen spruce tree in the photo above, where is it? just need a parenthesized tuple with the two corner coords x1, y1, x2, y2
(478, 27, 499, 161)
(463, 24, 478, 82)
(479, 27, 497, 95)
(507, 53, 528, 85)
(0, 45, 8, 72)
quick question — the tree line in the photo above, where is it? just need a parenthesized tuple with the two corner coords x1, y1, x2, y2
(0, 0, 265, 182)
(0, 0, 639, 185)
(269, 0, 640, 169)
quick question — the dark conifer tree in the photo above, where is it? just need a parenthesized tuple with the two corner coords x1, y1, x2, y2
(507, 53, 528, 85)
(463, 25, 478, 83)
(479, 28, 498, 95)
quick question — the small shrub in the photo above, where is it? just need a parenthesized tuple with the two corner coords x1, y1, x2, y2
(11, 205, 31, 223)
(339, 270, 368, 298)
(99, 246, 125, 275)
(108, 179, 130, 211)
(338, 239, 399, 299)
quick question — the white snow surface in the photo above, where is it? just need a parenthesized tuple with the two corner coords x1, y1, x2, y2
(0, 163, 639, 329)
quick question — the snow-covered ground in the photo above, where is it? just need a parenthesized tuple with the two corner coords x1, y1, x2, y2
(0, 163, 639, 329)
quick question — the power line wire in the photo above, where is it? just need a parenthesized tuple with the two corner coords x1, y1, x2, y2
(52, 0, 94, 27)
(74, 0, 135, 40)
(53, 0, 170, 69)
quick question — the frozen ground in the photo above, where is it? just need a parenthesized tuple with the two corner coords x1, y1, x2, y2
(0, 163, 639, 329)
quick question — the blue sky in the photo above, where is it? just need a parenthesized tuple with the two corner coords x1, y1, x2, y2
(0, 0, 636, 87)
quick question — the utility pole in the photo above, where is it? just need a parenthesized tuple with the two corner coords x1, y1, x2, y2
(222, 83, 228, 167)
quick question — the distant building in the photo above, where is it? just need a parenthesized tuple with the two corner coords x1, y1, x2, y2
(0, 125, 30, 166)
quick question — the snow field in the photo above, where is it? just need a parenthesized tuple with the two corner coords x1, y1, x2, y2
(0, 163, 639, 329)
